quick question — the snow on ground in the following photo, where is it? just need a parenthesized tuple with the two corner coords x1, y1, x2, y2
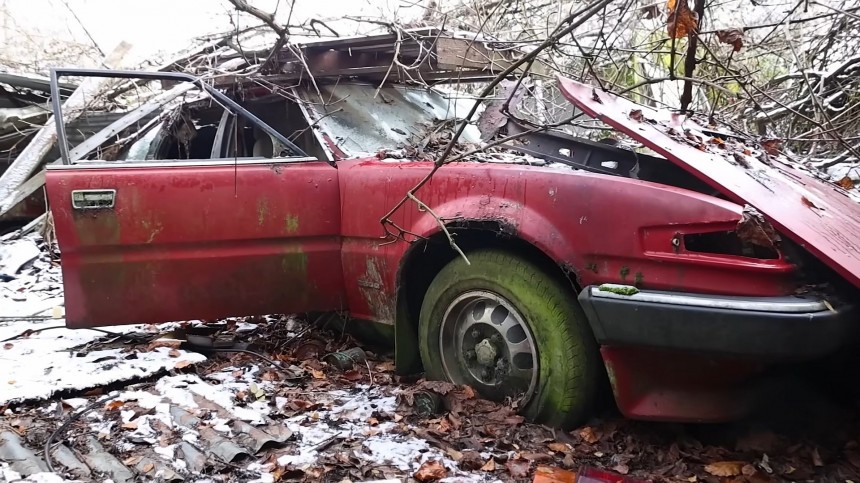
(0, 232, 206, 406)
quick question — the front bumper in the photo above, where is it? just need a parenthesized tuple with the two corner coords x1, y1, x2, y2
(578, 285, 858, 359)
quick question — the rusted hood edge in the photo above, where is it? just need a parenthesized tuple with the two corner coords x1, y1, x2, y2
(556, 75, 860, 290)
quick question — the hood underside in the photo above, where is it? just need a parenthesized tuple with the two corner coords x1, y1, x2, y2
(557, 76, 860, 290)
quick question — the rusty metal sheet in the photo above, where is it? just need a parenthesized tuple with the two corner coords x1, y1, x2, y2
(557, 76, 860, 289)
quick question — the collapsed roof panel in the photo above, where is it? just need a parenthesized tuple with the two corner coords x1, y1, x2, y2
(213, 28, 535, 88)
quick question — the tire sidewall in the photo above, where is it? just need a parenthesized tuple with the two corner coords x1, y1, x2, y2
(418, 250, 598, 427)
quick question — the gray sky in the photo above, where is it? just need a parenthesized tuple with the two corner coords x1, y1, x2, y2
(1, 0, 422, 67)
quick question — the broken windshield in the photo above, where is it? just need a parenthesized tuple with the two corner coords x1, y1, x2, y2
(297, 84, 481, 157)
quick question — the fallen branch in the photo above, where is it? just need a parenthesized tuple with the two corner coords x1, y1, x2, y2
(0, 42, 132, 215)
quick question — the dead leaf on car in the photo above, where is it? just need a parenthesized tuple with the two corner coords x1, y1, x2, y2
(716, 28, 744, 52)
(837, 176, 855, 189)
(801, 196, 823, 211)
(704, 461, 746, 477)
(3, 343, 12, 350)
(142, 462, 155, 472)
(613, 463, 631, 475)
(666, 0, 698, 38)
(506, 458, 531, 478)
(629, 109, 644, 122)
(414, 459, 447, 481)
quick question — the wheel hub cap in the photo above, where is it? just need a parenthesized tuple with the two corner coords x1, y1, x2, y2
(439, 291, 539, 404)
(474, 338, 497, 366)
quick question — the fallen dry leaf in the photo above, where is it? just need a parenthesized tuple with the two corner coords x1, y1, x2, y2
(105, 400, 124, 411)
(704, 461, 746, 477)
(146, 338, 181, 351)
(578, 426, 601, 444)
(342, 369, 364, 381)
(838, 176, 855, 189)
(261, 370, 278, 381)
(506, 458, 531, 478)
(534, 466, 578, 483)
(522, 452, 553, 462)
(716, 28, 744, 52)
(667, 0, 698, 38)
(446, 447, 464, 461)
(174, 360, 192, 369)
(812, 446, 824, 467)
(3, 343, 12, 350)
(142, 463, 154, 472)
(481, 458, 497, 472)
(311, 368, 326, 379)
(613, 463, 630, 475)
(121, 421, 138, 430)
(168, 349, 181, 358)
(414, 459, 447, 482)
(760, 138, 782, 155)
(122, 455, 142, 466)
(629, 109, 644, 122)
(548, 442, 571, 453)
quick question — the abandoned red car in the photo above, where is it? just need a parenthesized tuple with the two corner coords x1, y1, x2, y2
(41, 33, 860, 428)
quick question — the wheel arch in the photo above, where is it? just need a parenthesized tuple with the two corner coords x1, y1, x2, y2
(393, 218, 581, 374)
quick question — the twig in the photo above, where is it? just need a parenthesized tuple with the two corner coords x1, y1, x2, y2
(407, 192, 470, 265)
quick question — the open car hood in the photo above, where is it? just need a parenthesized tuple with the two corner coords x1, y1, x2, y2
(557, 76, 860, 290)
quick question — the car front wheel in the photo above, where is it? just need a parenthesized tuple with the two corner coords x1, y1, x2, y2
(418, 249, 600, 428)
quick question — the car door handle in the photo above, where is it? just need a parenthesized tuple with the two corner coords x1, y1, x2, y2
(71, 189, 116, 210)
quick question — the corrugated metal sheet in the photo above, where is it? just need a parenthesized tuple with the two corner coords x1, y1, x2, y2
(3, 395, 294, 480)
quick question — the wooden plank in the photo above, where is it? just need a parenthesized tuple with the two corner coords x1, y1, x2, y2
(0, 42, 132, 217)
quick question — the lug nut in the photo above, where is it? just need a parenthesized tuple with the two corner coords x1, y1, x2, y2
(471, 329, 481, 339)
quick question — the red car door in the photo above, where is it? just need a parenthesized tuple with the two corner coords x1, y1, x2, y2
(45, 70, 345, 328)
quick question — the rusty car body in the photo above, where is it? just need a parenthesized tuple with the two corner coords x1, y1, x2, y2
(40, 31, 860, 427)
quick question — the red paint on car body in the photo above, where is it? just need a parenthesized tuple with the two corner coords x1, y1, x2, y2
(42, 73, 859, 423)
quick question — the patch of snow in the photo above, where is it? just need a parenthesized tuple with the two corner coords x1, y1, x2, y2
(0, 331, 207, 404)
(277, 450, 321, 468)
(0, 237, 40, 278)
(153, 444, 175, 460)
(360, 434, 433, 471)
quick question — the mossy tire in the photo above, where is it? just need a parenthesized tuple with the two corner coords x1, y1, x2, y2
(418, 249, 600, 428)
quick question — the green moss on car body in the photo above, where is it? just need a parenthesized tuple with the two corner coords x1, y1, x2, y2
(598, 284, 639, 296)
